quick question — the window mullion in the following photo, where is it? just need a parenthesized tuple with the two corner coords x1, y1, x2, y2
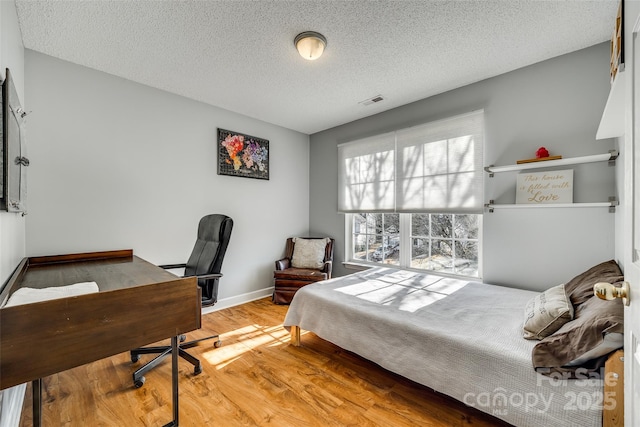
(399, 214, 411, 268)
(345, 213, 353, 262)
(451, 214, 457, 272)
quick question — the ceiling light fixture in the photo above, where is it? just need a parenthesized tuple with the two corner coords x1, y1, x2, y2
(294, 31, 327, 61)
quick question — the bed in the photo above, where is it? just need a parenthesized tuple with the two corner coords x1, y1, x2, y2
(283, 263, 625, 427)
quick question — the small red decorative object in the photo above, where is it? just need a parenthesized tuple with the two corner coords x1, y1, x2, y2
(536, 147, 549, 158)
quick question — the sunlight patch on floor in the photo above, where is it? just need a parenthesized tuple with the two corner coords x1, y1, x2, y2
(201, 324, 290, 369)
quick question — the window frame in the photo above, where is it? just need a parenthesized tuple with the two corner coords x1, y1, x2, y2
(345, 212, 483, 279)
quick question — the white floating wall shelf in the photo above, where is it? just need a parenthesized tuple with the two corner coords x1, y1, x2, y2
(485, 198, 619, 213)
(484, 150, 618, 177)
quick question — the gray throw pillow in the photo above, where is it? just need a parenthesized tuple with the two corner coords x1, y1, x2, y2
(523, 284, 574, 340)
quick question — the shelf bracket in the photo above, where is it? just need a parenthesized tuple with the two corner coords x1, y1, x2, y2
(609, 196, 619, 213)
(484, 166, 495, 178)
(485, 200, 495, 213)
(608, 150, 619, 167)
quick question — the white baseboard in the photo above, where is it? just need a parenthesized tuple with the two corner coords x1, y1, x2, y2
(202, 286, 274, 314)
(0, 383, 27, 427)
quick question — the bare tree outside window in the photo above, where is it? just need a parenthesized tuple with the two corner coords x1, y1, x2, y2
(411, 213, 478, 276)
(353, 213, 479, 278)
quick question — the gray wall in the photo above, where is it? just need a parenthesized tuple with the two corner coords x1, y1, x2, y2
(310, 42, 616, 291)
(24, 51, 310, 307)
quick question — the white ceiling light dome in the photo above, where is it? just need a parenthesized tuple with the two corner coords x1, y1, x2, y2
(294, 31, 327, 61)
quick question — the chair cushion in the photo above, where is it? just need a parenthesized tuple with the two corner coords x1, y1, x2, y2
(291, 237, 329, 269)
(274, 268, 328, 282)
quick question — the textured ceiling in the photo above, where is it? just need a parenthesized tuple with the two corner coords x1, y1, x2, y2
(15, 0, 618, 135)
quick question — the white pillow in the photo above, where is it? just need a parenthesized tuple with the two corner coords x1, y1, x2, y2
(2, 282, 100, 307)
(523, 283, 574, 340)
(291, 238, 329, 269)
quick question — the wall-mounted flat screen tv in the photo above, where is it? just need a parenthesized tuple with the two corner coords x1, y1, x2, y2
(1, 68, 28, 213)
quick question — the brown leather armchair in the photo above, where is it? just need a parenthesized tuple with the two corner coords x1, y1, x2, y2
(273, 237, 334, 304)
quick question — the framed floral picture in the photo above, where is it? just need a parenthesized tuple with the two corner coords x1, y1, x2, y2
(217, 128, 269, 180)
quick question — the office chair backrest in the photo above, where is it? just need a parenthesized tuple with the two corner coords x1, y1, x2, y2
(185, 214, 233, 306)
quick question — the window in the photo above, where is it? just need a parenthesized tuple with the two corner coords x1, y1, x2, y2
(409, 213, 479, 276)
(348, 213, 481, 278)
(352, 213, 400, 265)
(339, 111, 484, 278)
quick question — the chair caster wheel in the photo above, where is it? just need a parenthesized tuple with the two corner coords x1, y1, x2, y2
(131, 354, 140, 363)
(179, 334, 186, 342)
(194, 365, 202, 375)
(134, 377, 145, 388)
(213, 340, 222, 348)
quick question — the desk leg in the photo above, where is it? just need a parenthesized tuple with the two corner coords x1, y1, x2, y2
(32, 378, 42, 427)
(162, 335, 179, 427)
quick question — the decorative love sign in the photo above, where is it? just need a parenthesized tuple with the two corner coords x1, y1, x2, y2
(516, 169, 573, 204)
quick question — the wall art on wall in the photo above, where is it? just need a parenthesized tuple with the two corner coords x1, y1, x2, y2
(609, 0, 624, 83)
(516, 169, 573, 204)
(217, 128, 269, 180)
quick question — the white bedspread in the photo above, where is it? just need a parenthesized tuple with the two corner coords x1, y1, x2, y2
(283, 267, 603, 427)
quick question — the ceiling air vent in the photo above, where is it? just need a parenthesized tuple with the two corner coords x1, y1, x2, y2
(359, 95, 385, 106)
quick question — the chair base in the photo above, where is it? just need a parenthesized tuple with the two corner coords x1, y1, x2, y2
(273, 271, 328, 305)
(273, 287, 299, 304)
(130, 334, 221, 388)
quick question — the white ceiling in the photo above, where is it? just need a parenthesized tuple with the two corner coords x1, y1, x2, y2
(15, 0, 618, 135)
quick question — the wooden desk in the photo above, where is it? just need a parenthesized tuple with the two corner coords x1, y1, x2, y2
(0, 250, 201, 427)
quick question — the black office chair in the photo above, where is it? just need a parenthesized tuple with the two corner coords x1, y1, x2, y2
(130, 214, 233, 388)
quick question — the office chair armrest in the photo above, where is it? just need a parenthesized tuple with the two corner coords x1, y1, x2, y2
(194, 273, 223, 281)
(159, 263, 187, 270)
(158, 264, 222, 279)
(159, 264, 221, 281)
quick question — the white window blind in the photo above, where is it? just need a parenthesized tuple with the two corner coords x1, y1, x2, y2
(338, 132, 395, 212)
(338, 110, 484, 213)
(396, 111, 484, 213)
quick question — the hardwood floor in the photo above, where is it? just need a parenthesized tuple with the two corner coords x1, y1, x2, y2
(19, 297, 510, 426)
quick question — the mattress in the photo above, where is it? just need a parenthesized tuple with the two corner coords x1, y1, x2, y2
(283, 267, 603, 427)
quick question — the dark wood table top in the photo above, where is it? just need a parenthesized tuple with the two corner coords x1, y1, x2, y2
(0, 250, 201, 390)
